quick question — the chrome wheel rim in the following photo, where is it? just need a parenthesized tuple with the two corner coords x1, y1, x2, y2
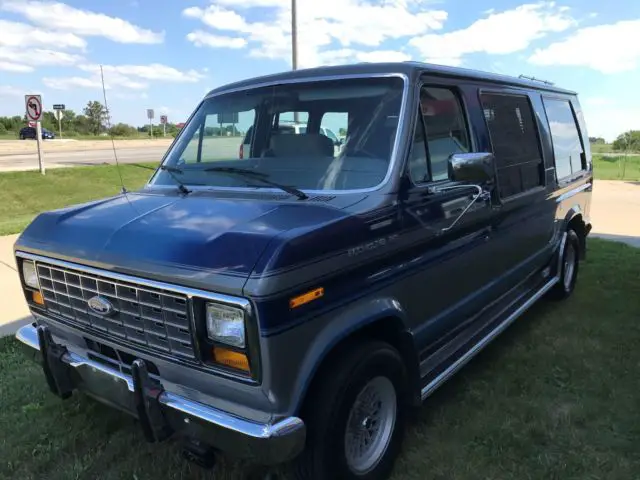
(564, 242, 576, 291)
(344, 376, 397, 474)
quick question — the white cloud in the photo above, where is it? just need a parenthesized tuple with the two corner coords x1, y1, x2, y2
(186, 31, 247, 49)
(410, 2, 576, 65)
(183, 6, 248, 31)
(79, 64, 205, 83)
(43, 63, 205, 92)
(0, 85, 22, 97)
(0, 46, 83, 69)
(316, 48, 412, 65)
(0, 19, 86, 49)
(529, 20, 640, 73)
(0, 61, 33, 72)
(356, 50, 412, 63)
(42, 76, 104, 90)
(1, 0, 164, 44)
(183, 0, 447, 67)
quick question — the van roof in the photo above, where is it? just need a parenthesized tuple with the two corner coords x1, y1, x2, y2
(206, 61, 576, 97)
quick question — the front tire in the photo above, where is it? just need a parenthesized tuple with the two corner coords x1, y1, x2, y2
(549, 229, 580, 300)
(294, 341, 408, 480)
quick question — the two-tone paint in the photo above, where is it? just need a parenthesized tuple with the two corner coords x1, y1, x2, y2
(14, 62, 592, 441)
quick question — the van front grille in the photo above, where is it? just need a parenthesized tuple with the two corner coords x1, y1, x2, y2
(35, 262, 195, 359)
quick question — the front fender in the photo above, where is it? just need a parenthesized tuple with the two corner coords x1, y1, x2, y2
(286, 296, 413, 414)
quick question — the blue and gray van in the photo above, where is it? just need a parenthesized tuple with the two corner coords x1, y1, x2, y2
(14, 61, 592, 480)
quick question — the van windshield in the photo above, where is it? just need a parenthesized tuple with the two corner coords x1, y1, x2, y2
(150, 76, 405, 192)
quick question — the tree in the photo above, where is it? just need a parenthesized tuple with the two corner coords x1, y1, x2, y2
(83, 100, 107, 136)
(110, 123, 137, 137)
(589, 136, 605, 144)
(612, 130, 640, 152)
(41, 111, 57, 131)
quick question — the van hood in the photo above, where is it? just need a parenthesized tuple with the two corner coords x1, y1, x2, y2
(15, 191, 355, 292)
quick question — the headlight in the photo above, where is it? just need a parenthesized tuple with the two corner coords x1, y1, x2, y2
(206, 303, 246, 348)
(22, 261, 39, 289)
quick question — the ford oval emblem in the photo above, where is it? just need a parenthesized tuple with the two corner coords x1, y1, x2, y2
(87, 296, 115, 316)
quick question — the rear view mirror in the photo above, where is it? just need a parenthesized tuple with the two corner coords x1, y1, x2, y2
(448, 153, 495, 185)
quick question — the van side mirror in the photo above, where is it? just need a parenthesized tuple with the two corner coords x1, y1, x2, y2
(447, 153, 495, 185)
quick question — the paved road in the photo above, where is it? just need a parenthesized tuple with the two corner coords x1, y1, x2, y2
(0, 137, 242, 172)
(0, 146, 170, 172)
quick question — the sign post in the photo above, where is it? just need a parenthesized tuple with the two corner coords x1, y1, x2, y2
(25, 94, 45, 175)
(160, 115, 168, 137)
(147, 109, 154, 139)
(53, 104, 65, 139)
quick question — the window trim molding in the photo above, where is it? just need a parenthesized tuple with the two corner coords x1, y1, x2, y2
(478, 89, 547, 199)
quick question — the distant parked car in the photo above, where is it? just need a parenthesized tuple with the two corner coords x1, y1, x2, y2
(19, 126, 55, 140)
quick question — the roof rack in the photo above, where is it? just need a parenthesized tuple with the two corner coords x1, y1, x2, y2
(518, 74, 555, 86)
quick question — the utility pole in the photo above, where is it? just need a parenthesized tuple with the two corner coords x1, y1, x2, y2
(292, 0, 299, 124)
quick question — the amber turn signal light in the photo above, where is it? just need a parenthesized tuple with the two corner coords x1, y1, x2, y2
(212, 346, 250, 372)
(32, 290, 45, 306)
(289, 287, 324, 309)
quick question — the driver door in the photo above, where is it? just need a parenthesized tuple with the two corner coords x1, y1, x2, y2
(401, 83, 506, 355)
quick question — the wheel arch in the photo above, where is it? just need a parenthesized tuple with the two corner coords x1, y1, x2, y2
(563, 207, 588, 259)
(292, 301, 422, 418)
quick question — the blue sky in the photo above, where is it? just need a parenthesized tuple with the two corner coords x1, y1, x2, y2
(1, 0, 639, 141)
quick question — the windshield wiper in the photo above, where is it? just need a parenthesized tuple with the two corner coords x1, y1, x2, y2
(204, 166, 308, 200)
(159, 165, 191, 195)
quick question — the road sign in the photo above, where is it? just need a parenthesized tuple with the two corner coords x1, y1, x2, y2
(53, 104, 65, 110)
(55, 110, 62, 121)
(25, 95, 43, 122)
(218, 112, 239, 124)
(147, 109, 154, 120)
(160, 115, 168, 125)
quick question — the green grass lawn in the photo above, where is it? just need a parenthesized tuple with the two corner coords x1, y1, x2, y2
(0, 164, 155, 236)
(592, 154, 640, 181)
(1, 238, 639, 479)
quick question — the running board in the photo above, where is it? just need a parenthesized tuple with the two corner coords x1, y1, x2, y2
(420, 275, 559, 401)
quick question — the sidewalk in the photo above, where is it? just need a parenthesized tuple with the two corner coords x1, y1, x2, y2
(0, 234, 32, 337)
(589, 180, 640, 248)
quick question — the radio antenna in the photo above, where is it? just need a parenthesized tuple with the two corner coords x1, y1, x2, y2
(100, 64, 127, 194)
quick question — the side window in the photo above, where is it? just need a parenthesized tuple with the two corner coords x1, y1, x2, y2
(410, 86, 470, 183)
(276, 111, 309, 133)
(320, 112, 349, 157)
(182, 110, 255, 163)
(480, 93, 543, 198)
(542, 98, 585, 180)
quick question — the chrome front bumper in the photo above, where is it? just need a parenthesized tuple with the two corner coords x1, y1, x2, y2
(16, 323, 306, 465)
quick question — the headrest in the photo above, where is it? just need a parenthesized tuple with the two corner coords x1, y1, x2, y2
(270, 133, 334, 157)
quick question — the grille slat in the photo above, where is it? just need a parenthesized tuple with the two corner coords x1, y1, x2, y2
(35, 262, 195, 359)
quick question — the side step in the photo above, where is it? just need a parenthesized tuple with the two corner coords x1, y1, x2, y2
(420, 275, 558, 401)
